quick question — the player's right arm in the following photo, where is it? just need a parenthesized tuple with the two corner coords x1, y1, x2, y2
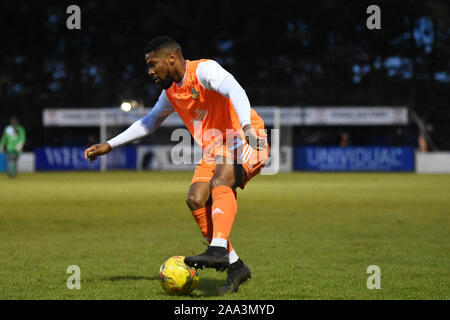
(84, 91, 174, 163)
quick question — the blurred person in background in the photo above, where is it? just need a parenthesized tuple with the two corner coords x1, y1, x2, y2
(0, 117, 26, 178)
(418, 133, 428, 152)
(418, 122, 435, 152)
(338, 131, 352, 147)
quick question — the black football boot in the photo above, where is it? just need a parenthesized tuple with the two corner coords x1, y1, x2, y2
(184, 246, 230, 271)
(217, 259, 251, 295)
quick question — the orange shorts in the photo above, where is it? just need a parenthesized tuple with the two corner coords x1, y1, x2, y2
(190, 130, 269, 189)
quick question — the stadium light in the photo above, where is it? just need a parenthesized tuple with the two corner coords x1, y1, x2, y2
(120, 101, 132, 112)
(120, 99, 142, 112)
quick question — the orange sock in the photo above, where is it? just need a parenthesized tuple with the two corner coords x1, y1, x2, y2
(191, 207, 213, 243)
(191, 205, 234, 253)
(210, 186, 237, 249)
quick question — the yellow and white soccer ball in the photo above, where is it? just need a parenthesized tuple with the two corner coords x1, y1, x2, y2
(159, 256, 199, 295)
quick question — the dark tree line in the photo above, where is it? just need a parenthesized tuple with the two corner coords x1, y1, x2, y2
(1, 0, 449, 149)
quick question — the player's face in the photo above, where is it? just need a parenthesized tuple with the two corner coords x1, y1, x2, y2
(145, 51, 173, 90)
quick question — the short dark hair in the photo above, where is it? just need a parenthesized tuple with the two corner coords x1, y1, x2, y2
(144, 36, 181, 55)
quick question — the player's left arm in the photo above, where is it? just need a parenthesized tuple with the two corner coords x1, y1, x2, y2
(196, 60, 266, 150)
(217, 76, 266, 150)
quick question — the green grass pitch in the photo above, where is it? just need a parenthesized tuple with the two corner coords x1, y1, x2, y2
(0, 171, 448, 299)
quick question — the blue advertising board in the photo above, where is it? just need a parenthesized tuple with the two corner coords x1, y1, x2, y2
(294, 146, 414, 172)
(35, 146, 137, 171)
(0, 153, 6, 172)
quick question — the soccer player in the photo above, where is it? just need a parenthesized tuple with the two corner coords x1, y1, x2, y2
(84, 36, 268, 295)
(0, 117, 26, 178)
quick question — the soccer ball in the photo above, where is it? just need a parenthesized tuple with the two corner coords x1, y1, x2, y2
(159, 256, 199, 295)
